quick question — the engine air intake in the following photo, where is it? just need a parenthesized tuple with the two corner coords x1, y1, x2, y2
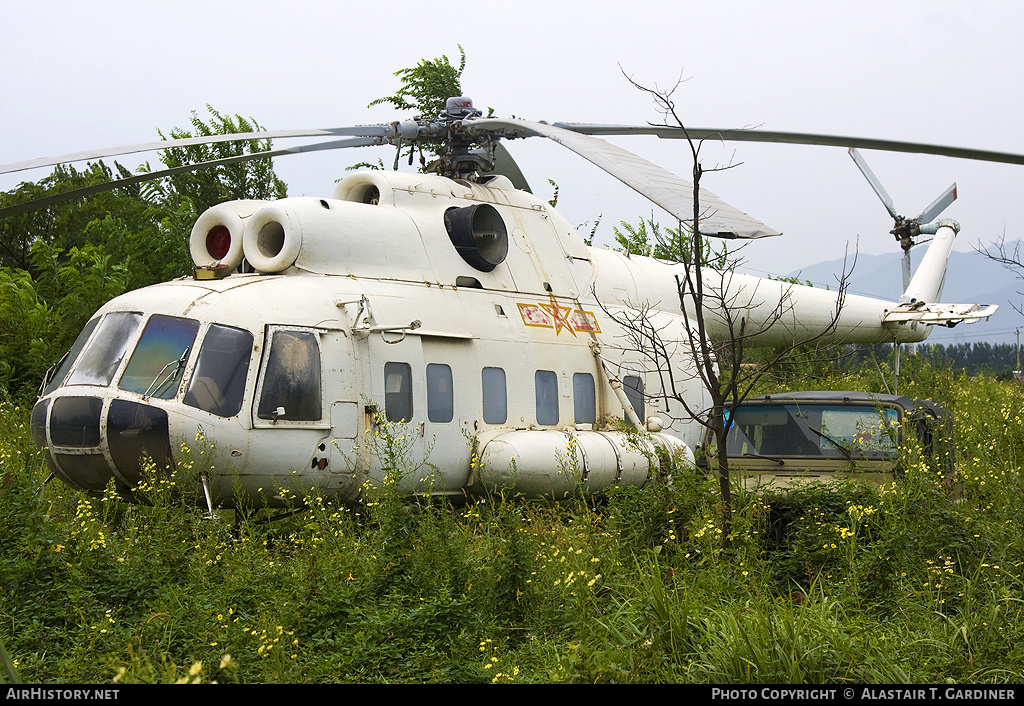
(189, 201, 263, 271)
(444, 204, 508, 272)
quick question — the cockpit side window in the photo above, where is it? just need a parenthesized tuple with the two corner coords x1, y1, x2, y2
(256, 329, 322, 422)
(42, 316, 101, 395)
(184, 324, 254, 417)
(66, 312, 143, 387)
(118, 315, 200, 399)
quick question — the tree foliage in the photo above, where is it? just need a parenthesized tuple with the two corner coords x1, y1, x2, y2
(145, 105, 287, 217)
(612, 216, 728, 268)
(0, 162, 154, 274)
(369, 46, 466, 119)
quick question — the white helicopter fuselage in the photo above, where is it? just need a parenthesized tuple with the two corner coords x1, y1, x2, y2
(31, 169, 972, 507)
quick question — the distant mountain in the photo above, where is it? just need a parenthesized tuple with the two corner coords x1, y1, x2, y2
(780, 242, 1023, 345)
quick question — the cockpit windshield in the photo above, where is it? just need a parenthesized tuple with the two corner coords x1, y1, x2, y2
(44, 311, 255, 419)
(66, 312, 143, 387)
(119, 314, 200, 398)
(42, 316, 100, 396)
(726, 403, 900, 460)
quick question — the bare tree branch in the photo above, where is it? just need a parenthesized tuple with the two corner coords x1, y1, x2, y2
(604, 74, 856, 547)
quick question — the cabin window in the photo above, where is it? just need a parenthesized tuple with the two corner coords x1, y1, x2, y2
(43, 316, 100, 395)
(66, 312, 142, 388)
(426, 363, 454, 423)
(573, 373, 596, 424)
(535, 370, 559, 425)
(623, 375, 644, 427)
(257, 329, 322, 421)
(119, 315, 200, 399)
(482, 367, 507, 424)
(184, 324, 254, 417)
(384, 362, 413, 423)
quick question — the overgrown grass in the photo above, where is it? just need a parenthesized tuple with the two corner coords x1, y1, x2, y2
(3, 363, 1024, 683)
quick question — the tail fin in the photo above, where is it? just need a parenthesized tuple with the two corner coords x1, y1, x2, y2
(901, 219, 957, 304)
(886, 219, 998, 327)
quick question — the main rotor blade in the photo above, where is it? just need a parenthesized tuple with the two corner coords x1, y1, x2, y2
(490, 142, 532, 193)
(0, 136, 379, 219)
(0, 125, 396, 176)
(848, 147, 898, 219)
(467, 118, 780, 238)
(917, 182, 958, 224)
(554, 123, 1024, 167)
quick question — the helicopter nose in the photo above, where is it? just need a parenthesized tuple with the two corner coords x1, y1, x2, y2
(34, 396, 174, 495)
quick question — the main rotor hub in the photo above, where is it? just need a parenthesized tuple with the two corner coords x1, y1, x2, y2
(427, 97, 494, 180)
(443, 96, 481, 121)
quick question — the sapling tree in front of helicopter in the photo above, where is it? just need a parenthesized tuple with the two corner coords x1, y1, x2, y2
(613, 75, 853, 544)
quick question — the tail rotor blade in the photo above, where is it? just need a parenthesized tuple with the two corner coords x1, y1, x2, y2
(917, 182, 957, 225)
(848, 147, 898, 219)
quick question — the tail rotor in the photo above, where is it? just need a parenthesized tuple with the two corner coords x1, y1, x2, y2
(848, 147, 957, 291)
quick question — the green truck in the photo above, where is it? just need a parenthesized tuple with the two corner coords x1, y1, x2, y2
(699, 391, 954, 490)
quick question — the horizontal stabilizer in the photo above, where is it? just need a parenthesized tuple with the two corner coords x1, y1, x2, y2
(883, 302, 998, 327)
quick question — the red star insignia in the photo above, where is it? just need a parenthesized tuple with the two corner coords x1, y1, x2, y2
(540, 294, 577, 337)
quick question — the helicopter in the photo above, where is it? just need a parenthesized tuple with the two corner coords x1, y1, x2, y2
(11, 96, 1004, 510)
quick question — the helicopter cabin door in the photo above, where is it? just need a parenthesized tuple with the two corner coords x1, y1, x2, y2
(365, 329, 451, 495)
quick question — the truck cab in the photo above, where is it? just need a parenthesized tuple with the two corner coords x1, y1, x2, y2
(699, 391, 953, 491)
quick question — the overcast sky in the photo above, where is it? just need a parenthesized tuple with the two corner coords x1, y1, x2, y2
(4, 0, 1023, 293)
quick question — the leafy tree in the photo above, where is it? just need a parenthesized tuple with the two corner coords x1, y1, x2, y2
(612, 215, 728, 268)
(145, 105, 287, 217)
(360, 46, 498, 170)
(0, 267, 55, 394)
(0, 162, 157, 275)
(369, 46, 467, 119)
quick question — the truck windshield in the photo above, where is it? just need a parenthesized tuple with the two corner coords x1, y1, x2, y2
(726, 403, 899, 460)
